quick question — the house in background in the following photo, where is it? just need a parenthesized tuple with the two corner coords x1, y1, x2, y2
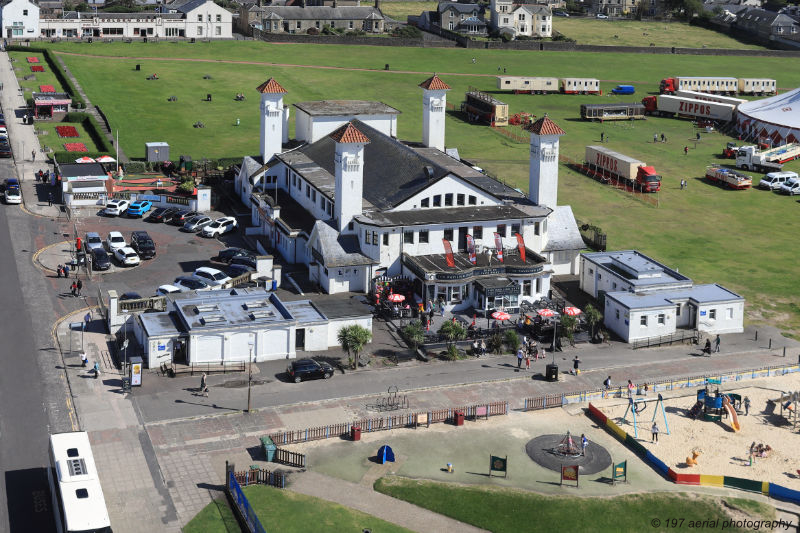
(244, 3, 383, 35)
(0, 0, 39, 39)
(735, 8, 800, 43)
(436, 3, 488, 35)
(488, 0, 551, 39)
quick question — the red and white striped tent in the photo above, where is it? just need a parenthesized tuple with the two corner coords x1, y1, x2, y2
(737, 87, 800, 146)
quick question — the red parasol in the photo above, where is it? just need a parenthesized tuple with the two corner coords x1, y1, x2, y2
(491, 311, 511, 321)
(537, 309, 556, 318)
(563, 307, 582, 316)
(387, 294, 405, 303)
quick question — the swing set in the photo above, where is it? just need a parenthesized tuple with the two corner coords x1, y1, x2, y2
(621, 393, 670, 439)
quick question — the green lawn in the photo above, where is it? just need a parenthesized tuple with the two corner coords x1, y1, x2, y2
(379, 1, 438, 22)
(185, 486, 413, 533)
(375, 477, 776, 533)
(36, 41, 800, 336)
(36, 122, 100, 154)
(553, 18, 765, 49)
(8, 51, 67, 99)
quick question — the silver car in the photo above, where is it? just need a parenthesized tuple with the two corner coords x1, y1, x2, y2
(183, 215, 212, 232)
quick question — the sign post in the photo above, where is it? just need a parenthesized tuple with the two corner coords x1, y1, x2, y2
(612, 460, 627, 485)
(560, 465, 579, 488)
(489, 455, 507, 478)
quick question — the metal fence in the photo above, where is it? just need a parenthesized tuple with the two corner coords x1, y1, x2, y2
(632, 329, 700, 350)
(228, 471, 267, 533)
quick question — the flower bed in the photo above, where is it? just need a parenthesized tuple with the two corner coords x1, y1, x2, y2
(31, 66, 45, 73)
(39, 85, 55, 92)
(56, 126, 80, 138)
(26, 56, 39, 63)
(63, 143, 88, 152)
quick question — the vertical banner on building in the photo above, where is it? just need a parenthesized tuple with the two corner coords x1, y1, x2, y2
(466, 234, 477, 265)
(515, 233, 526, 263)
(442, 239, 456, 267)
(493, 232, 504, 262)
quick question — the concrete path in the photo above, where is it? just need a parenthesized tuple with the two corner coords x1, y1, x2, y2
(289, 470, 488, 533)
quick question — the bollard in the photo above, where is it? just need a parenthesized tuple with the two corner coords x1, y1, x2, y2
(768, 339, 772, 349)
(755, 330, 758, 342)
(783, 346, 786, 357)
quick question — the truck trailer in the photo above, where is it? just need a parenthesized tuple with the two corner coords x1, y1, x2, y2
(580, 102, 645, 121)
(660, 76, 776, 96)
(561, 78, 600, 94)
(641, 95, 736, 122)
(735, 143, 800, 173)
(673, 90, 746, 106)
(705, 167, 752, 189)
(584, 145, 661, 192)
(496, 76, 559, 94)
(462, 88, 509, 126)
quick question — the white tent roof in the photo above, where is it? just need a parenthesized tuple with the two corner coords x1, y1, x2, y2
(737, 87, 800, 130)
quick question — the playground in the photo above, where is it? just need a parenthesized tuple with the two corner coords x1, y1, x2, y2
(600, 372, 800, 490)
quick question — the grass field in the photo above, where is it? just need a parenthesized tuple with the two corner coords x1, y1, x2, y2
(553, 18, 765, 49)
(35, 122, 100, 154)
(40, 41, 800, 337)
(379, 0, 437, 21)
(184, 486, 412, 533)
(8, 51, 65, 99)
(375, 477, 776, 533)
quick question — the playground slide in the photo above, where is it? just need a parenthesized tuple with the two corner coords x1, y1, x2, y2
(723, 396, 740, 432)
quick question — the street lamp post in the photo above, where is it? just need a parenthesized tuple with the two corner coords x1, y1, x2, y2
(246, 336, 255, 413)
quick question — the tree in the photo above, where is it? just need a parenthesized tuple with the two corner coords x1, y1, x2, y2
(504, 330, 521, 352)
(402, 320, 425, 353)
(488, 332, 504, 354)
(584, 304, 603, 343)
(337, 324, 372, 369)
(560, 315, 577, 347)
(438, 320, 466, 348)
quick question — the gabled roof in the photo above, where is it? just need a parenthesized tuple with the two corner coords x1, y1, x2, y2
(526, 115, 565, 136)
(311, 220, 376, 267)
(542, 206, 584, 252)
(256, 77, 287, 94)
(293, 100, 400, 117)
(419, 74, 451, 91)
(250, 5, 383, 20)
(174, 0, 208, 13)
(438, 2, 482, 14)
(512, 3, 551, 14)
(329, 122, 370, 144)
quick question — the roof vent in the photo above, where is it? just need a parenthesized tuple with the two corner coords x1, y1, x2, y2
(424, 166, 435, 179)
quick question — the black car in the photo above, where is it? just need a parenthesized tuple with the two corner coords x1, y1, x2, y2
(287, 358, 334, 383)
(130, 230, 156, 259)
(90, 247, 111, 271)
(216, 247, 255, 264)
(120, 292, 143, 300)
(223, 263, 254, 279)
(147, 206, 180, 223)
(169, 210, 200, 226)
(0, 141, 11, 158)
(230, 255, 257, 270)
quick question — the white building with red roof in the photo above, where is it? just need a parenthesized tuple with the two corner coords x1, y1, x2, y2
(236, 76, 583, 311)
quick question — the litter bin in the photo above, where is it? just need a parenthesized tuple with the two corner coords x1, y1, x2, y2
(546, 364, 559, 382)
(135, 64, 140, 71)
(454, 411, 464, 426)
(351, 426, 361, 441)
(260, 436, 277, 462)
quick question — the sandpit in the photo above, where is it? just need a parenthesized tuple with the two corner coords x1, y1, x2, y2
(599, 373, 800, 490)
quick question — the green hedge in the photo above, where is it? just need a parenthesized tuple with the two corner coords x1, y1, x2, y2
(51, 151, 113, 164)
(6, 45, 86, 108)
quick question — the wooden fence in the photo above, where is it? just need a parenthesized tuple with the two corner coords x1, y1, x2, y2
(274, 448, 305, 468)
(233, 468, 285, 489)
(523, 393, 564, 411)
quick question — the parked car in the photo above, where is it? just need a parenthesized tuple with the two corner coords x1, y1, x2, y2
(0, 140, 11, 158)
(155, 285, 182, 296)
(104, 199, 130, 217)
(611, 85, 635, 95)
(230, 255, 257, 270)
(216, 247, 255, 264)
(201, 217, 238, 238)
(84, 232, 105, 253)
(596, 13, 609, 18)
(130, 230, 156, 259)
(106, 231, 127, 251)
(192, 266, 231, 287)
(4, 185, 21, 204)
(554, 10, 569, 16)
(778, 177, 800, 195)
(114, 246, 141, 267)
(183, 215, 212, 232)
(120, 291, 143, 300)
(90, 247, 111, 271)
(287, 358, 334, 383)
(169, 210, 200, 226)
(126, 200, 153, 217)
(173, 276, 211, 292)
(222, 263, 254, 278)
(760, 171, 797, 190)
(147, 206, 180, 223)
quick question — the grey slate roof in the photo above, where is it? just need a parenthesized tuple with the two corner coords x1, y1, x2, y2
(582, 250, 692, 289)
(438, 2, 483, 14)
(357, 204, 549, 228)
(240, 155, 264, 181)
(542, 205, 584, 252)
(251, 5, 383, 20)
(174, 0, 207, 13)
(606, 284, 744, 311)
(58, 163, 108, 178)
(293, 100, 399, 117)
(312, 220, 376, 267)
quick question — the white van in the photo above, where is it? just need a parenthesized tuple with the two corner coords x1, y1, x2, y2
(760, 171, 798, 190)
(778, 177, 800, 195)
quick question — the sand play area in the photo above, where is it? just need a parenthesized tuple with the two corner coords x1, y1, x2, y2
(598, 372, 800, 490)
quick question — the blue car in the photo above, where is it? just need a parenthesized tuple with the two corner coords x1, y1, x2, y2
(127, 200, 153, 217)
(611, 85, 635, 95)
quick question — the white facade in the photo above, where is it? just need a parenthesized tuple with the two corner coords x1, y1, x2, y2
(294, 111, 398, 144)
(260, 90, 284, 164)
(529, 130, 562, 208)
(489, 0, 551, 38)
(422, 87, 448, 151)
(1, 0, 38, 40)
(333, 135, 367, 234)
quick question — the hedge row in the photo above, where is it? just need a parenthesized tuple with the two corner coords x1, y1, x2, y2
(6, 45, 87, 108)
(52, 151, 113, 164)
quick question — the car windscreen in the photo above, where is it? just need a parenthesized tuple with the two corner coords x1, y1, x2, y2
(88, 236, 102, 244)
(212, 272, 227, 281)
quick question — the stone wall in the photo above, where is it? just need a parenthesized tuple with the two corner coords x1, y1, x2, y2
(253, 28, 456, 47)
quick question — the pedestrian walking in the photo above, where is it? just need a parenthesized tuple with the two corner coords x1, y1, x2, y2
(48, 192, 53, 206)
(572, 355, 581, 375)
(525, 354, 531, 371)
(56, 264, 62, 278)
(660, 133, 665, 143)
(31, 150, 36, 161)
(471, 57, 476, 63)
(744, 396, 751, 416)
(93, 361, 100, 379)
(627, 379, 635, 398)
(696, 132, 701, 141)
(651, 422, 659, 443)
(516, 348, 523, 369)
(714, 334, 721, 353)
(200, 373, 207, 395)
(653, 133, 658, 143)
(603, 375, 612, 390)
(600, 131, 605, 142)
(680, 179, 684, 190)
(480, 339, 487, 357)
(438, 297, 445, 316)
(76, 279, 83, 296)
(503, 67, 506, 74)
(684, 146, 689, 156)
(581, 434, 588, 456)
(64, 264, 70, 277)
(70, 280, 77, 296)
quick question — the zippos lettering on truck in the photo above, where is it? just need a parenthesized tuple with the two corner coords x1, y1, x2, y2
(595, 153, 618, 172)
(677, 101, 710, 115)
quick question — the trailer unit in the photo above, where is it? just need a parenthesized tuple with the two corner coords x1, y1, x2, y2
(561, 78, 601, 95)
(580, 102, 645, 121)
(496, 76, 559, 94)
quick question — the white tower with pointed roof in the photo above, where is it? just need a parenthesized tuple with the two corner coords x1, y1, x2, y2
(528, 115, 566, 208)
(256, 77, 287, 164)
(419, 74, 451, 152)
(331, 122, 370, 234)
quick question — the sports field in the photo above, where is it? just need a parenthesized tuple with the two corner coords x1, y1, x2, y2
(43, 41, 800, 337)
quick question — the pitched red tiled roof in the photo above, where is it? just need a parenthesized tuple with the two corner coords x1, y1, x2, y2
(526, 115, 566, 135)
(419, 74, 451, 91)
(255, 77, 287, 94)
(329, 122, 370, 144)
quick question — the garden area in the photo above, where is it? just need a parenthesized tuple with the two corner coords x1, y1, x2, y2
(35, 122, 101, 154)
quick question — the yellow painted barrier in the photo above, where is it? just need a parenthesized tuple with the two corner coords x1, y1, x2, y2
(606, 419, 627, 441)
(700, 475, 725, 487)
(762, 481, 770, 495)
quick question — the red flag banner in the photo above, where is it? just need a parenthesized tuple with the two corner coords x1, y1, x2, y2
(493, 232, 504, 263)
(442, 239, 456, 267)
(515, 233, 526, 263)
(466, 234, 476, 265)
